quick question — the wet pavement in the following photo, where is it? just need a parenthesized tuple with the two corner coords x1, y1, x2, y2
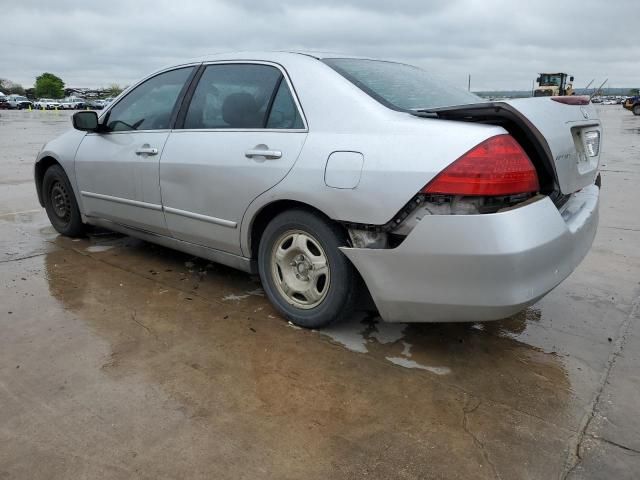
(1, 107, 639, 479)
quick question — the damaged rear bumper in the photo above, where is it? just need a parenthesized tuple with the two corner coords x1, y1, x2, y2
(341, 185, 599, 323)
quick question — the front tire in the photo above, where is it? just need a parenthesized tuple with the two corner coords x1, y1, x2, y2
(42, 164, 86, 237)
(633, 105, 640, 116)
(258, 210, 358, 329)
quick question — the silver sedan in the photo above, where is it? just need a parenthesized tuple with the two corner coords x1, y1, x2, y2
(34, 52, 601, 328)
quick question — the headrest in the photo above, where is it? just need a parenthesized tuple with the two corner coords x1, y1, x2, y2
(222, 93, 260, 128)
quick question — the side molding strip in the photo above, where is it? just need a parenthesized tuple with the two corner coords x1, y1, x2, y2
(163, 206, 237, 229)
(80, 191, 162, 211)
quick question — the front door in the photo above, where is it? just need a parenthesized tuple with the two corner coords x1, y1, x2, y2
(75, 66, 195, 234)
(160, 63, 307, 255)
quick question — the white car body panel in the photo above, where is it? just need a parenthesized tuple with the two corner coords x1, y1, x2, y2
(75, 130, 171, 235)
(161, 130, 307, 254)
(34, 51, 601, 323)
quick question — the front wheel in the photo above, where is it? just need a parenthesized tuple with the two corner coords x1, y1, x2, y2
(633, 105, 640, 116)
(258, 210, 358, 329)
(42, 164, 86, 237)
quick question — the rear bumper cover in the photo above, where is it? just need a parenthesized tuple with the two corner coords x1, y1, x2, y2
(341, 185, 599, 323)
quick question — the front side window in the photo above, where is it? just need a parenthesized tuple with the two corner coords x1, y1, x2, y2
(184, 64, 303, 129)
(323, 58, 482, 111)
(105, 67, 194, 132)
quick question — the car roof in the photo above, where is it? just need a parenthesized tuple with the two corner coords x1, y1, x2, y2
(184, 50, 383, 65)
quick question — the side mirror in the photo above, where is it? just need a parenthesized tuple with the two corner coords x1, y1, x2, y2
(536, 77, 541, 83)
(570, 76, 574, 82)
(72, 111, 99, 132)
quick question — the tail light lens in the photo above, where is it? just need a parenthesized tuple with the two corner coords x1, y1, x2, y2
(422, 134, 540, 196)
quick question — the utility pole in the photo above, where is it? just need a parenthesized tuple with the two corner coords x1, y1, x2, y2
(468, 74, 471, 92)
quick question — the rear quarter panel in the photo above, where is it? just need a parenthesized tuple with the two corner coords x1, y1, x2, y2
(240, 115, 505, 255)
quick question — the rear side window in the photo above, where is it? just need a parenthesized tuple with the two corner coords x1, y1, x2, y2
(322, 58, 482, 111)
(184, 64, 303, 129)
(266, 80, 304, 129)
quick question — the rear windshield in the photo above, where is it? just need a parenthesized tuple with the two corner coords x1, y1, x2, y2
(322, 58, 482, 111)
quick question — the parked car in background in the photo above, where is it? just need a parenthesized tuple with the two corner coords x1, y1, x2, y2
(0, 96, 10, 109)
(87, 99, 107, 110)
(103, 97, 115, 105)
(61, 97, 87, 110)
(622, 96, 640, 115)
(34, 98, 63, 110)
(33, 52, 601, 328)
(6, 95, 33, 109)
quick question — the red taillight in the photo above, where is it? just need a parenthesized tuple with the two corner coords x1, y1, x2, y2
(551, 95, 590, 105)
(422, 134, 540, 196)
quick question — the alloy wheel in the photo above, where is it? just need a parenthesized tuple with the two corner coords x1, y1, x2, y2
(270, 230, 330, 309)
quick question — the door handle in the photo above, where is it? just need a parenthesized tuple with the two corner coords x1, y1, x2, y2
(135, 147, 158, 156)
(245, 145, 282, 160)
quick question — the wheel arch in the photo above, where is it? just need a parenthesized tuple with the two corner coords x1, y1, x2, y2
(35, 156, 63, 207)
(245, 199, 344, 260)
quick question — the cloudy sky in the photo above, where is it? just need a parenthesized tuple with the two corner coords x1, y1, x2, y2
(1, 0, 637, 91)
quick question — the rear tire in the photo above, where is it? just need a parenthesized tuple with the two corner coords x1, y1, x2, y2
(42, 164, 86, 237)
(258, 209, 358, 329)
(633, 105, 640, 116)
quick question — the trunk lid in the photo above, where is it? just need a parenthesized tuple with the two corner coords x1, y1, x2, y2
(427, 98, 602, 196)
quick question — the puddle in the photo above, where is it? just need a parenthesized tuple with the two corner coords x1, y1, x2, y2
(223, 293, 250, 301)
(370, 322, 405, 344)
(86, 245, 115, 253)
(386, 357, 451, 375)
(319, 315, 452, 374)
(222, 288, 265, 302)
(320, 319, 370, 353)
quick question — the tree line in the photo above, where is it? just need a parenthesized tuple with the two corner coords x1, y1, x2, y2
(0, 73, 124, 99)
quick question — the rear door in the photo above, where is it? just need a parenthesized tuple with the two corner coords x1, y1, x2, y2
(160, 62, 307, 255)
(75, 66, 195, 234)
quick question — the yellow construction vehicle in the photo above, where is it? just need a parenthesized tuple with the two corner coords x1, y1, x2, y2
(533, 73, 574, 97)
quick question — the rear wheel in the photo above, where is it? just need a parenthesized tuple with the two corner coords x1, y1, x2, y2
(258, 209, 358, 329)
(43, 165, 86, 237)
(633, 105, 640, 116)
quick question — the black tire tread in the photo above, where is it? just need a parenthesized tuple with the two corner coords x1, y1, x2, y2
(258, 209, 358, 329)
(42, 164, 86, 237)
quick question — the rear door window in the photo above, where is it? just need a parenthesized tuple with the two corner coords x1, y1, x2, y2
(265, 80, 304, 129)
(183, 64, 303, 129)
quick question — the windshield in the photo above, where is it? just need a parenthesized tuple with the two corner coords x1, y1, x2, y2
(322, 58, 482, 111)
(539, 74, 563, 87)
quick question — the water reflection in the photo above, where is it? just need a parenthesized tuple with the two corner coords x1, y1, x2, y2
(42, 241, 576, 430)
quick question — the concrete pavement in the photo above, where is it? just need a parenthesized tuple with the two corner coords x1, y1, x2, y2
(1, 106, 638, 479)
